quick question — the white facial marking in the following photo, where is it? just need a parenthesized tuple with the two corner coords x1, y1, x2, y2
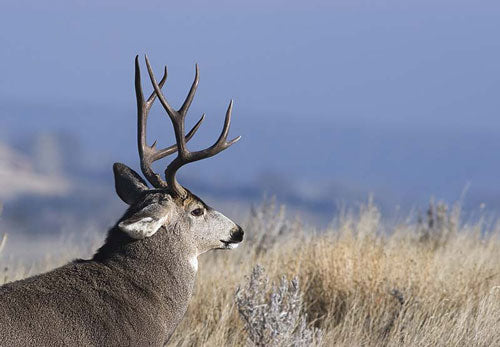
(228, 243, 239, 249)
(189, 256, 198, 272)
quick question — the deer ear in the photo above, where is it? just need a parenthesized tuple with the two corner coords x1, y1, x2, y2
(113, 163, 149, 205)
(118, 204, 169, 239)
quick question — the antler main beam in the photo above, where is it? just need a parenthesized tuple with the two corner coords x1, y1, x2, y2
(144, 55, 241, 197)
(135, 56, 204, 188)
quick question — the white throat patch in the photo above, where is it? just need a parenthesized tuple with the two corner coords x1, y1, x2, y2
(189, 256, 198, 272)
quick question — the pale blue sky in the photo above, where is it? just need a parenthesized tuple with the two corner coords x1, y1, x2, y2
(2, 0, 499, 123)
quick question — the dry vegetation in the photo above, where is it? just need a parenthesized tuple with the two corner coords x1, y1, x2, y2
(1, 199, 500, 346)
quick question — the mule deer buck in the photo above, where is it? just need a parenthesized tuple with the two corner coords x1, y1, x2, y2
(0, 56, 244, 346)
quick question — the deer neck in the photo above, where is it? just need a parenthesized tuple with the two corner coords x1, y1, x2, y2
(93, 226, 198, 329)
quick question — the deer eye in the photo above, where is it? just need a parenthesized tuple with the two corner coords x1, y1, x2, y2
(191, 208, 204, 217)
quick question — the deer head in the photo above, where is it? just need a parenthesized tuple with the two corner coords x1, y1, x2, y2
(112, 56, 243, 255)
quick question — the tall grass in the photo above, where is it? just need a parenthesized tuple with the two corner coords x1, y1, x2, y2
(1, 199, 500, 346)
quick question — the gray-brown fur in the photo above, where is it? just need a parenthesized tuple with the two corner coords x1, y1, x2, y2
(0, 56, 243, 346)
(0, 224, 196, 346)
(0, 176, 243, 346)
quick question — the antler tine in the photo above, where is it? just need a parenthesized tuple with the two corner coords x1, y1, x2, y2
(150, 114, 205, 161)
(144, 55, 178, 120)
(135, 55, 166, 188)
(214, 100, 242, 148)
(183, 100, 241, 160)
(179, 64, 199, 116)
(164, 101, 241, 196)
(146, 65, 167, 105)
(144, 55, 241, 197)
(135, 55, 204, 188)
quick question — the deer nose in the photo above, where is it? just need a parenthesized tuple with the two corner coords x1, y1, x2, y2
(230, 225, 244, 243)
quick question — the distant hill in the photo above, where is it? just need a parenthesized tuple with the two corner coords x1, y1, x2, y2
(0, 143, 70, 201)
(2, 101, 500, 235)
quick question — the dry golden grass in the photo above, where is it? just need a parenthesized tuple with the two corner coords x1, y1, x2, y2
(2, 200, 500, 346)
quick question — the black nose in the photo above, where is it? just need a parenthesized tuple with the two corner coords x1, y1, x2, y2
(230, 225, 244, 243)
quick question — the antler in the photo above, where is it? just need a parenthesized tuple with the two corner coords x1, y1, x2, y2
(144, 55, 241, 197)
(135, 56, 205, 188)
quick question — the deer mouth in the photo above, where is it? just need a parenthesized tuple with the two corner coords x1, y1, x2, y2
(220, 226, 244, 249)
(220, 240, 240, 249)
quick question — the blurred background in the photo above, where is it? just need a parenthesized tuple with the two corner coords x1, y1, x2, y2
(1, 0, 500, 239)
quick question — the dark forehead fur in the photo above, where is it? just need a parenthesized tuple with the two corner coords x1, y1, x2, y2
(163, 188, 209, 210)
(91, 187, 207, 262)
(137, 187, 207, 208)
(180, 190, 209, 209)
